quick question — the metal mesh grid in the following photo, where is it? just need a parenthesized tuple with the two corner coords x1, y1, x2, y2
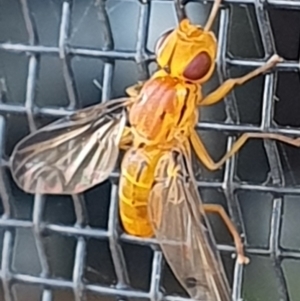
(0, 0, 300, 300)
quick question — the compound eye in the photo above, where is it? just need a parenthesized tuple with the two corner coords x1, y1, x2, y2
(154, 29, 174, 56)
(183, 51, 211, 81)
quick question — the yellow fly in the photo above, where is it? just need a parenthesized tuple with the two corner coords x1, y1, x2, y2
(9, 0, 300, 299)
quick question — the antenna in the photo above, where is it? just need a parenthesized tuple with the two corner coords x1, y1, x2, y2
(204, 0, 222, 31)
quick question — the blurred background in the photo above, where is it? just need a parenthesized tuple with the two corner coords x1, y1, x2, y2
(0, 0, 300, 300)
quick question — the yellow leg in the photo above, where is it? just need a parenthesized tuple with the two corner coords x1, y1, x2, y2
(190, 128, 300, 171)
(200, 54, 282, 106)
(119, 126, 133, 150)
(203, 204, 249, 265)
(125, 81, 145, 98)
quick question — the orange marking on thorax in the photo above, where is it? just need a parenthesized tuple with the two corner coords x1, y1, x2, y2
(129, 77, 178, 141)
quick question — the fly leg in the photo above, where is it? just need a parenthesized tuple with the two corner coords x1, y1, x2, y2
(190, 129, 300, 171)
(203, 204, 249, 265)
(199, 54, 282, 106)
(119, 126, 133, 150)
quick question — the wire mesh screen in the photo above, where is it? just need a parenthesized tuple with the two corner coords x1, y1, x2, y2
(1, 0, 300, 300)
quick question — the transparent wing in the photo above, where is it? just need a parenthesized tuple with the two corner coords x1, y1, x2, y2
(148, 148, 231, 301)
(10, 98, 131, 194)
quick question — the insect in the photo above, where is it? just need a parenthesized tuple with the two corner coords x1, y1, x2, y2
(10, 0, 299, 299)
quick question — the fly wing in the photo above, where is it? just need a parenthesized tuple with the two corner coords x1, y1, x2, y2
(10, 98, 131, 194)
(148, 148, 231, 301)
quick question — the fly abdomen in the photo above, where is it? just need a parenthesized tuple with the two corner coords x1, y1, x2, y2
(119, 147, 162, 237)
